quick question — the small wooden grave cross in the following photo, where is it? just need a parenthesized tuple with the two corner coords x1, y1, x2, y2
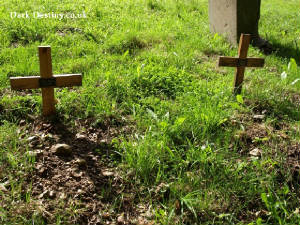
(10, 46, 82, 116)
(218, 34, 265, 95)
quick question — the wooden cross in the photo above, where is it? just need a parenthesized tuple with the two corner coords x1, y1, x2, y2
(218, 34, 265, 95)
(10, 46, 82, 116)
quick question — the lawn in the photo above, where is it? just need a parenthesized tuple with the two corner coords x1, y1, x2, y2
(0, 0, 299, 224)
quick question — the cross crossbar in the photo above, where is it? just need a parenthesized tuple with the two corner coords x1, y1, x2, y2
(219, 57, 265, 68)
(10, 74, 82, 90)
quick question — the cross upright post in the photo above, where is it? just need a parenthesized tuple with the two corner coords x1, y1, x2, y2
(218, 34, 265, 95)
(10, 46, 82, 116)
(39, 46, 56, 115)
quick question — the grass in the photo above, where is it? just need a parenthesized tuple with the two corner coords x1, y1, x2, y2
(0, 0, 299, 224)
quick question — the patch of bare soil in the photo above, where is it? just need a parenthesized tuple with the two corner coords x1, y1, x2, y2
(291, 92, 300, 106)
(233, 117, 272, 154)
(19, 117, 153, 225)
(233, 111, 300, 191)
(233, 107, 293, 147)
(286, 142, 300, 186)
(287, 143, 300, 168)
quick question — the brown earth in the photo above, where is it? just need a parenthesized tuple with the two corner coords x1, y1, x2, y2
(16, 116, 154, 225)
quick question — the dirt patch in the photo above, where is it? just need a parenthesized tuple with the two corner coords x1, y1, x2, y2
(291, 93, 300, 106)
(287, 142, 300, 165)
(233, 121, 272, 153)
(232, 112, 295, 153)
(233, 110, 300, 190)
(286, 142, 300, 181)
(14, 117, 153, 224)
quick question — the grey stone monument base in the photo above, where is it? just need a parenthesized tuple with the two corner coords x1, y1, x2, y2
(209, 0, 261, 45)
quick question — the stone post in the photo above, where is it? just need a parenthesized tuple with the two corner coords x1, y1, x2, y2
(209, 0, 261, 44)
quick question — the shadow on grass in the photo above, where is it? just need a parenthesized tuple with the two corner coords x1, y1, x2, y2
(270, 39, 300, 65)
(20, 116, 136, 224)
(252, 98, 299, 121)
(246, 90, 300, 124)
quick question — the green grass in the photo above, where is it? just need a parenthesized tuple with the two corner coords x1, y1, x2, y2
(0, 0, 299, 224)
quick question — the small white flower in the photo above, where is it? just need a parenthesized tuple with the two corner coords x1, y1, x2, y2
(291, 79, 300, 85)
(281, 71, 287, 80)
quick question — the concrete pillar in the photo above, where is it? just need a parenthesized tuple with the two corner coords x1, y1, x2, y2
(209, 0, 261, 45)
